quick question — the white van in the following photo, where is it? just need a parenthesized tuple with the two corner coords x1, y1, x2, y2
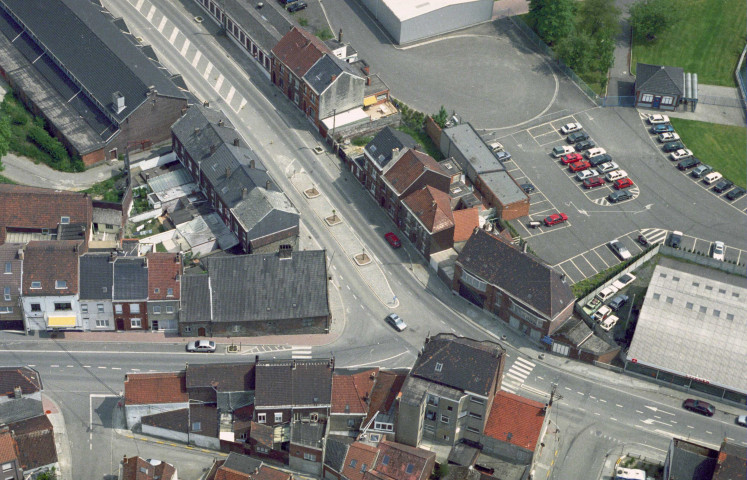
(605, 170, 628, 182)
(704, 172, 723, 185)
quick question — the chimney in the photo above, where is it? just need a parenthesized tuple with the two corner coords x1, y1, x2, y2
(194, 127, 201, 135)
(329, 356, 335, 371)
(391, 147, 399, 159)
(233, 138, 240, 147)
(331, 74, 337, 83)
(203, 100, 210, 107)
(254, 355, 259, 364)
(278, 244, 292, 260)
(109, 251, 117, 263)
(265, 180, 271, 190)
(17, 249, 23, 260)
(210, 144, 216, 155)
(13, 386, 22, 399)
(250, 159, 255, 169)
(338, 28, 343, 43)
(225, 166, 231, 178)
(74, 243, 79, 253)
(111, 91, 126, 114)
(218, 119, 224, 127)
(292, 360, 297, 370)
(431, 201, 437, 210)
(560, 274, 566, 283)
(241, 187, 248, 199)
(366, 76, 371, 86)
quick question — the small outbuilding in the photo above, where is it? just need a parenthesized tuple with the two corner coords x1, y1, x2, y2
(634, 63, 684, 111)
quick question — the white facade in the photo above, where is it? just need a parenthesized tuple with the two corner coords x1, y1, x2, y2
(142, 424, 189, 444)
(78, 299, 115, 331)
(22, 295, 80, 331)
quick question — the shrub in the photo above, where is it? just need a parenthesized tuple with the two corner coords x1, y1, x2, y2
(351, 135, 373, 147)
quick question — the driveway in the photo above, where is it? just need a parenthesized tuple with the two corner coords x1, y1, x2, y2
(1, 153, 122, 190)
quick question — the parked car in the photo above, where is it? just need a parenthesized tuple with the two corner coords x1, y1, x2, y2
(544, 213, 568, 226)
(569, 160, 591, 172)
(711, 241, 725, 261)
(657, 132, 680, 142)
(609, 239, 632, 260)
(677, 157, 701, 170)
(561, 152, 584, 164)
(594, 305, 612, 322)
(651, 124, 675, 134)
(600, 315, 619, 331)
(605, 170, 628, 182)
(584, 147, 607, 159)
(608, 190, 632, 203)
(567, 131, 589, 144)
(737, 415, 747, 427)
(668, 230, 683, 248)
(583, 176, 606, 189)
(186, 340, 216, 353)
(614, 178, 634, 190)
(574, 140, 596, 151)
(520, 183, 535, 193)
(489, 141, 504, 152)
(690, 164, 713, 179)
(287, 1, 307, 11)
(669, 149, 693, 161)
(637, 234, 649, 246)
(278, 0, 297, 4)
(589, 153, 612, 167)
(385, 313, 407, 331)
(726, 186, 746, 200)
(596, 285, 619, 302)
(663, 141, 685, 152)
(703, 172, 723, 185)
(560, 122, 583, 134)
(612, 273, 636, 290)
(384, 232, 401, 248)
(494, 150, 512, 162)
(608, 294, 629, 311)
(597, 161, 620, 174)
(648, 114, 670, 124)
(713, 179, 734, 193)
(552, 145, 576, 157)
(683, 399, 715, 417)
(576, 169, 598, 181)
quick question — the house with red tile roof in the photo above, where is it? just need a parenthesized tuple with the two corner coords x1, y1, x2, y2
(145, 252, 182, 332)
(21, 241, 84, 332)
(0, 429, 22, 480)
(120, 455, 177, 480)
(481, 391, 549, 467)
(401, 186, 456, 258)
(364, 439, 436, 480)
(123, 372, 189, 428)
(330, 368, 378, 436)
(452, 208, 480, 248)
(341, 442, 380, 480)
(7, 414, 58, 475)
(362, 370, 407, 441)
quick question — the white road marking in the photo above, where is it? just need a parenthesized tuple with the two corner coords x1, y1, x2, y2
(145, 5, 156, 22)
(203, 63, 213, 79)
(180, 38, 191, 56)
(168, 26, 179, 44)
(191, 50, 202, 67)
(51, 365, 59, 368)
(507, 372, 527, 382)
(214, 74, 225, 91)
(238, 97, 247, 111)
(157, 16, 167, 32)
(135, 0, 145, 9)
(616, 404, 624, 408)
(225, 86, 236, 103)
(112, 367, 121, 370)
(577, 391, 584, 395)
(600, 399, 607, 403)
(98, 366, 106, 369)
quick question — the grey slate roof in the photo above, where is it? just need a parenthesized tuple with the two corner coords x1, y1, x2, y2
(223, 452, 263, 474)
(0, 244, 23, 297)
(0, 398, 44, 424)
(304, 54, 361, 95)
(113, 257, 148, 300)
(141, 408, 188, 433)
(457, 229, 575, 319)
(92, 207, 122, 226)
(180, 275, 211, 322)
(0, 0, 184, 124)
(636, 63, 684, 96)
(668, 438, 718, 480)
(254, 359, 333, 408)
(477, 171, 528, 206)
(324, 435, 354, 472)
(0, 367, 42, 397)
(79, 254, 113, 300)
(441, 123, 505, 175)
(410, 333, 503, 397)
(217, 391, 253, 412)
(365, 127, 419, 170)
(220, 0, 292, 53)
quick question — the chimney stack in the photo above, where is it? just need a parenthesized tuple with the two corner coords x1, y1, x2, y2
(265, 180, 271, 190)
(250, 159, 255, 169)
(233, 138, 240, 147)
(203, 100, 210, 107)
(13, 386, 22, 399)
(338, 28, 343, 43)
(218, 119, 224, 127)
(392, 147, 399, 159)
(278, 244, 292, 260)
(109, 251, 117, 263)
(17, 249, 23, 260)
(241, 187, 248, 199)
(194, 127, 201, 135)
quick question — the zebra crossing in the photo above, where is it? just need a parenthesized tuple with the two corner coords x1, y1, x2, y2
(638, 227, 668, 245)
(501, 356, 536, 394)
(291, 346, 313, 359)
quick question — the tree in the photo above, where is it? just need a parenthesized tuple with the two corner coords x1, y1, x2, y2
(432, 106, 449, 128)
(0, 115, 10, 159)
(529, 0, 576, 45)
(578, 0, 621, 39)
(629, 0, 679, 41)
(556, 31, 594, 74)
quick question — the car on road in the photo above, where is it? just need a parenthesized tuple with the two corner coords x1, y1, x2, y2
(494, 150, 512, 162)
(677, 157, 701, 170)
(669, 149, 693, 161)
(605, 170, 628, 182)
(737, 415, 747, 427)
(544, 213, 568, 226)
(713, 179, 734, 193)
(569, 160, 591, 172)
(683, 399, 715, 417)
(384, 232, 401, 248)
(712, 241, 725, 261)
(287, 1, 307, 11)
(574, 140, 596, 151)
(560, 122, 583, 134)
(576, 169, 598, 181)
(663, 141, 685, 152)
(567, 131, 589, 144)
(648, 114, 670, 124)
(589, 153, 612, 167)
(609, 239, 632, 260)
(597, 161, 620, 174)
(668, 230, 683, 248)
(385, 313, 407, 331)
(726, 186, 746, 200)
(583, 176, 606, 189)
(186, 340, 216, 353)
(561, 152, 584, 164)
(690, 164, 713, 179)
(612, 273, 636, 290)
(651, 124, 675, 134)
(608, 190, 632, 203)
(600, 315, 619, 331)
(552, 145, 576, 157)
(584, 147, 607, 159)
(608, 294, 629, 311)
(613, 178, 634, 190)
(520, 183, 535, 193)
(657, 132, 680, 142)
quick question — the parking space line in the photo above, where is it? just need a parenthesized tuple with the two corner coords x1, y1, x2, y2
(555, 264, 576, 283)
(593, 248, 611, 268)
(581, 255, 598, 274)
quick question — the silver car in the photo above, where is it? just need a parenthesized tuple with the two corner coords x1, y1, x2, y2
(186, 340, 216, 353)
(385, 313, 407, 332)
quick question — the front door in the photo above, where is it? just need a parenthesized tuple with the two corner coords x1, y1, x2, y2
(198, 327, 206, 336)
(151, 320, 159, 331)
(652, 96, 662, 108)
(116, 318, 124, 331)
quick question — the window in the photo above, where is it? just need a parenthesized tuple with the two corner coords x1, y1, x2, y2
(666, 297, 673, 304)
(130, 304, 140, 314)
(2, 463, 11, 472)
(154, 288, 160, 294)
(115, 304, 123, 314)
(303, 453, 316, 462)
(192, 422, 201, 432)
(469, 412, 482, 419)
(661, 96, 673, 105)
(699, 306, 707, 313)
(672, 276, 680, 282)
(427, 394, 439, 406)
(652, 293, 661, 300)
(310, 413, 318, 422)
(347, 418, 355, 427)
(302, 318, 313, 327)
(184, 326, 191, 333)
(256, 446, 269, 454)
(3, 262, 10, 274)
(31, 281, 41, 289)
(60, 216, 70, 224)
(705, 285, 713, 291)
(257, 413, 266, 423)
(274, 412, 282, 422)
(233, 325, 240, 333)
(470, 396, 485, 405)
(406, 464, 414, 474)
(360, 463, 367, 473)
(0, 307, 12, 313)
(131, 318, 142, 328)
(3, 287, 9, 302)
(447, 406, 453, 411)
(425, 411, 436, 421)
(95, 319, 109, 328)
(713, 310, 720, 318)
(166, 306, 174, 314)
(641, 94, 653, 102)
(440, 415, 449, 424)
(659, 273, 667, 278)
(692, 282, 700, 287)
(81, 304, 88, 313)
(686, 302, 694, 310)
(727, 313, 734, 321)
(733, 292, 740, 298)
(31, 303, 41, 312)
(466, 426, 480, 433)
(97, 304, 104, 313)
(153, 306, 162, 314)
(435, 362, 443, 372)
(167, 288, 174, 297)
(719, 289, 726, 294)
(382, 455, 390, 465)
(349, 459, 357, 468)
(54, 302, 72, 311)
(460, 271, 487, 292)
(55, 280, 67, 289)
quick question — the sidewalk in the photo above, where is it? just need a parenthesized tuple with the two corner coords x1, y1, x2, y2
(43, 394, 73, 480)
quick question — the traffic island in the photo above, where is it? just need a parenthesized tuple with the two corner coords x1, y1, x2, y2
(354, 252, 371, 266)
(325, 210, 342, 226)
(304, 187, 320, 198)
(227, 344, 241, 354)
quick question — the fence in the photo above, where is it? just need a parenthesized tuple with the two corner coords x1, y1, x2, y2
(659, 245, 746, 275)
(736, 43, 747, 106)
(697, 94, 746, 109)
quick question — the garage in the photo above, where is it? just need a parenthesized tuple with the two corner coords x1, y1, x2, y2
(359, 0, 494, 45)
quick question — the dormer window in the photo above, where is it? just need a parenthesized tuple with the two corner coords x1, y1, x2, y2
(55, 280, 67, 289)
(60, 216, 70, 224)
(167, 288, 174, 297)
(154, 288, 160, 294)
(406, 464, 414, 474)
(435, 362, 443, 372)
(31, 281, 41, 289)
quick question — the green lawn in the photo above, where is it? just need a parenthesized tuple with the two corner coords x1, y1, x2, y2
(0, 174, 16, 184)
(669, 118, 746, 188)
(396, 125, 444, 161)
(631, 0, 746, 87)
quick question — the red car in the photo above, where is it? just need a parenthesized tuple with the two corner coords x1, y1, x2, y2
(544, 213, 568, 226)
(569, 160, 591, 172)
(384, 232, 401, 248)
(583, 176, 606, 189)
(614, 178, 634, 190)
(561, 153, 583, 165)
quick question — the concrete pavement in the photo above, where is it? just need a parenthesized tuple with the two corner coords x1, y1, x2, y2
(43, 394, 73, 480)
(0, 153, 122, 191)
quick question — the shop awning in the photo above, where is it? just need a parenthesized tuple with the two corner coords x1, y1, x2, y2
(47, 316, 76, 327)
(363, 96, 377, 107)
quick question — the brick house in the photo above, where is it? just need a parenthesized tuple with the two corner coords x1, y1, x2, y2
(0, 244, 24, 331)
(113, 257, 149, 331)
(396, 334, 505, 448)
(342, 442, 379, 480)
(634, 63, 684, 111)
(0, 430, 22, 480)
(453, 229, 576, 342)
(401, 186, 455, 258)
(120, 456, 177, 480)
(366, 439, 436, 480)
(123, 372, 189, 428)
(7, 414, 58, 476)
(360, 127, 419, 200)
(205, 452, 292, 480)
(145, 252, 181, 332)
(329, 368, 378, 436)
